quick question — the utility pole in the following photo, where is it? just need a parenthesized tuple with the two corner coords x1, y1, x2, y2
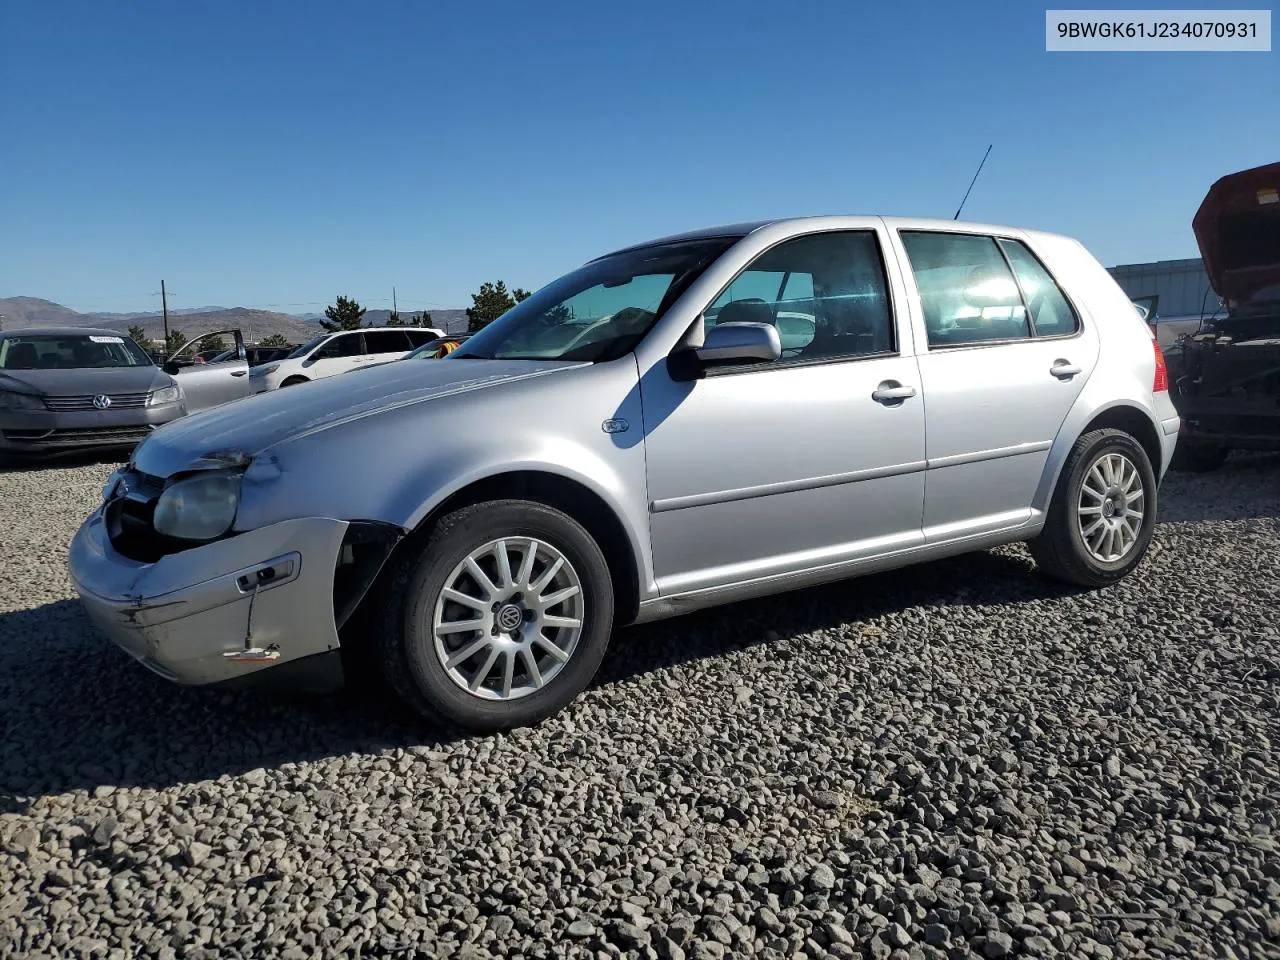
(161, 280, 171, 351)
(393, 286, 398, 316)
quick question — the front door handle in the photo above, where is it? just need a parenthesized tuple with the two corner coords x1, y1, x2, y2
(230, 370, 247, 377)
(1050, 360, 1082, 379)
(872, 382, 917, 405)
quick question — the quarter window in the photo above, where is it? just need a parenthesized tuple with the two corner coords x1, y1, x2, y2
(997, 239, 1079, 337)
(706, 231, 894, 364)
(900, 232, 1030, 346)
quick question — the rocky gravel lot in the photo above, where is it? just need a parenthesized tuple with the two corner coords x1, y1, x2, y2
(1, 454, 1278, 960)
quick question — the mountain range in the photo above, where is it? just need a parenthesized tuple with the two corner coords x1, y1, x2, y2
(0, 297, 470, 342)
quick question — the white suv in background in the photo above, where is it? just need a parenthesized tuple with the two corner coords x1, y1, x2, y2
(249, 327, 445, 392)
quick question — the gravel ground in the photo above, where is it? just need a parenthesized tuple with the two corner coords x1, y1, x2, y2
(1, 453, 1278, 960)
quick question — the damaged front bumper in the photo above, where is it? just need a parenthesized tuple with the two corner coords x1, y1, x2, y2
(68, 510, 351, 689)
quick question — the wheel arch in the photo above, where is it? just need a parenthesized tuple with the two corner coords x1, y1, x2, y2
(382, 469, 644, 627)
(1034, 401, 1164, 514)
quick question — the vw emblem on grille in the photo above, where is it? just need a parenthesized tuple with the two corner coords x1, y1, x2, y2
(92, 395, 112, 409)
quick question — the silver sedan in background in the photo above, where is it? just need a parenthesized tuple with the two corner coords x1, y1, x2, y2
(69, 216, 1178, 731)
(0, 327, 252, 459)
(0, 328, 186, 458)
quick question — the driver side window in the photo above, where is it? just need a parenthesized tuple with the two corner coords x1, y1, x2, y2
(706, 231, 895, 364)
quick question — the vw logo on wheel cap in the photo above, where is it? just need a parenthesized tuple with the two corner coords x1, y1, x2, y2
(92, 394, 112, 409)
(496, 603, 524, 632)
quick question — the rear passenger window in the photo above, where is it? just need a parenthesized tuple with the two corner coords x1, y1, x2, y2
(998, 239, 1079, 337)
(900, 232, 1030, 346)
(707, 231, 895, 364)
(364, 330, 413, 353)
(405, 330, 436, 347)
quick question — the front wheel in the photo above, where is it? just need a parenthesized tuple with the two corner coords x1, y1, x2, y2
(377, 500, 615, 731)
(1029, 428, 1157, 587)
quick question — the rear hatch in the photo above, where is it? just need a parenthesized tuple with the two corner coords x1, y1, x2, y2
(1193, 161, 1280, 309)
(1180, 162, 1280, 435)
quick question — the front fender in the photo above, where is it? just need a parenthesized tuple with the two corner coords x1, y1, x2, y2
(233, 358, 656, 598)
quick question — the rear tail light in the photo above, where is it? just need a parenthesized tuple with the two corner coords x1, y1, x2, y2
(1152, 337, 1169, 393)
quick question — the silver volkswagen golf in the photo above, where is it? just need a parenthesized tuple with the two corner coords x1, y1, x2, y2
(69, 217, 1180, 730)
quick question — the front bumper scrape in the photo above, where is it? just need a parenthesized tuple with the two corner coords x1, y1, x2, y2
(68, 511, 350, 687)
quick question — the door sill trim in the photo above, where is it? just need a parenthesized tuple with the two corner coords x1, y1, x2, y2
(637, 517, 1042, 623)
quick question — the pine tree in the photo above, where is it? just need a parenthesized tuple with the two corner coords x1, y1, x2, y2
(467, 282, 522, 332)
(320, 295, 367, 332)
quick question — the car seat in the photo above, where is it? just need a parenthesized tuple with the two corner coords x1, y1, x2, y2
(6, 343, 40, 369)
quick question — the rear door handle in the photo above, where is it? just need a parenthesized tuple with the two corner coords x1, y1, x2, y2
(1050, 360, 1082, 379)
(872, 382, 917, 405)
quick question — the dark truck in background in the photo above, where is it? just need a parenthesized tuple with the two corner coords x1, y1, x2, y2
(1168, 161, 1280, 471)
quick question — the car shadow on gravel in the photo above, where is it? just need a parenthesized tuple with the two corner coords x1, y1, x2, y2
(0, 601, 466, 809)
(0, 552, 1070, 806)
(1158, 452, 1280, 523)
(596, 547, 1081, 689)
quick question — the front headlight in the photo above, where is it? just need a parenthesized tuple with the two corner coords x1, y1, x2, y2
(153, 471, 242, 541)
(148, 385, 181, 406)
(0, 390, 46, 411)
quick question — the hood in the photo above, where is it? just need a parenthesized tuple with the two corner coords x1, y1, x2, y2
(0, 365, 173, 396)
(1192, 161, 1280, 307)
(133, 358, 587, 476)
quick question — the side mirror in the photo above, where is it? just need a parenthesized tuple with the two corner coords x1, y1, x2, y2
(695, 321, 781, 365)
(162, 358, 193, 375)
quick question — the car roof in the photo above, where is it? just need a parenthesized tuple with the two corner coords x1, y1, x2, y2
(328, 326, 441, 334)
(598, 216, 1073, 259)
(0, 326, 131, 338)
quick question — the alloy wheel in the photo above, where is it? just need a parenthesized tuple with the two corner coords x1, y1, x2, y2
(432, 537, 585, 700)
(1076, 452, 1146, 563)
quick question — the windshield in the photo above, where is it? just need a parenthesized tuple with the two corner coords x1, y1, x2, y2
(453, 237, 736, 361)
(0, 334, 154, 370)
(286, 335, 328, 359)
(404, 340, 446, 360)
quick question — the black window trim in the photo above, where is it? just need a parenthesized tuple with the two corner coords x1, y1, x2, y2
(896, 228, 1085, 353)
(689, 227, 903, 378)
(995, 236, 1083, 342)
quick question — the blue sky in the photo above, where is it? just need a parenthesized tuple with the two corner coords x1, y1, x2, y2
(2, 0, 1276, 314)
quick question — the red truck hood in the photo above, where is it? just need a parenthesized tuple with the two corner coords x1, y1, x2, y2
(1192, 161, 1280, 307)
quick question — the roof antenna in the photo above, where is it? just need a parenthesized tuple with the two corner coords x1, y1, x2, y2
(953, 144, 993, 220)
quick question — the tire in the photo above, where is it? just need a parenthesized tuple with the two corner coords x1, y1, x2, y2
(1170, 440, 1228, 473)
(1028, 428, 1158, 588)
(280, 376, 309, 388)
(376, 499, 615, 731)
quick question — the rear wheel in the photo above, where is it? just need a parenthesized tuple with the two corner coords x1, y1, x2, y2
(1170, 440, 1228, 473)
(1029, 429, 1157, 587)
(377, 500, 615, 731)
